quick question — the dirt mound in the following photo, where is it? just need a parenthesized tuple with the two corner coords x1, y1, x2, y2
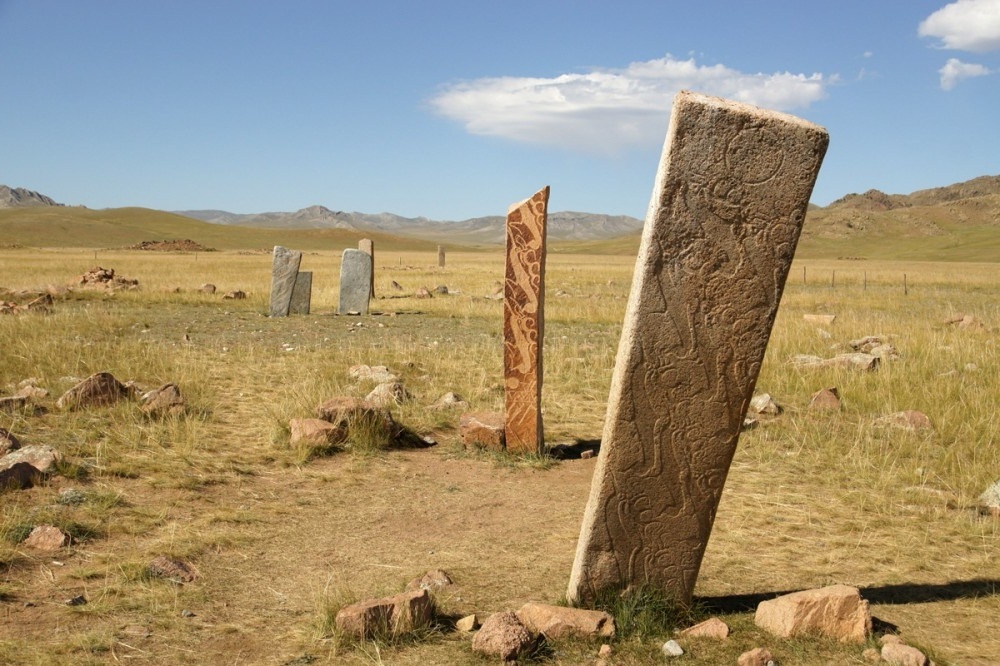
(126, 239, 215, 252)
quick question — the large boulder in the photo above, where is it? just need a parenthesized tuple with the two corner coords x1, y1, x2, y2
(335, 589, 433, 639)
(754, 584, 871, 642)
(471, 611, 537, 661)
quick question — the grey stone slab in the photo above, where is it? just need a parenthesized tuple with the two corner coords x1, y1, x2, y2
(567, 91, 829, 605)
(503, 186, 549, 455)
(358, 239, 375, 298)
(269, 246, 302, 317)
(288, 271, 312, 315)
(438, 245, 446, 267)
(338, 249, 372, 315)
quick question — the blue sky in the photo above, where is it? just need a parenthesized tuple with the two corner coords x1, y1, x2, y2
(2, 1, 998, 220)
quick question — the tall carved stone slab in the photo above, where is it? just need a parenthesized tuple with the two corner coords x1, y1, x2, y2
(269, 246, 303, 317)
(358, 239, 375, 299)
(503, 186, 549, 454)
(338, 249, 372, 315)
(288, 271, 312, 315)
(437, 245, 446, 268)
(567, 92, 828, 605)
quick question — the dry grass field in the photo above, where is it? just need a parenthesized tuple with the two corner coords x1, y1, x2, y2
(1, 247, 999, 665)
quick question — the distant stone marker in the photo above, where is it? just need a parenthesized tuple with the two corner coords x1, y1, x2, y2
(269, 246, 303, 317)
(289, 271, 312, 315)
(437, 245, 446, 268)
(503, 186, 549, 454)
(567, 91, 829, 605)
(358, 238, 375, 299)
(338, 249, 373, 315)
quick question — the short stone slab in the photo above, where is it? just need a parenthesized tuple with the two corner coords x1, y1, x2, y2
(754, 584, 871, 643)
(57, 372, 131, 410)
(315, 397, 393, 430)
(338, 249, 372, 315)
(269, 246, 303, 317)
(22, 525, 71, 551)
(516, 602, 615, 640)
(679, 617, 730, 639)
(335, 588, 433, 639)
(288, 271, 312, 315)
(459, 411, 505, 451)
(795, 353, 880, 372)
(471, 611, 537, 662)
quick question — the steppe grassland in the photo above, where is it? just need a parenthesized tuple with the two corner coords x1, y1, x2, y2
(0, 247, 998, 664)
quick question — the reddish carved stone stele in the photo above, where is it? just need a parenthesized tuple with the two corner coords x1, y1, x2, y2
(567, 91, 828, 605)
(503, 186, 549, 454)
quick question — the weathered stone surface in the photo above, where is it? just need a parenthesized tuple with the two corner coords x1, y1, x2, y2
(754, 584, 871, 642)
(14, 384, 48, 400)
(335, 589, 433, 639)
(365, 381, 412, 407)
(358, 239, 375, 299)
(57, 372, 131, 410)
(737, 647, 775, 666)
(338, 249, 372, 315)
(471, 611, 536, 661)
(288, 418, 347, 447)
(315, 397, 394, 432)
(148, 556, 199, 583)
(405, 569, 453, 591)
(437, 245, 445, 267)
(661, 639, 684, 657)
(288, 271, 312, 315)
(503, 186, 549, 455)
(22, 525, 71, 551)
(516, 602, 615, 639)
(269, 246, 303, 317)
(433, 284, 449, 295)
(0, 428, 20, 455)
(223, 290, 246, 300)
(881, 642, 929, 666)
(459, 411, 505, 451)
(140, 383, 184, 416)
(877, 410, 933, 431)
(199, 283, 216, 294)
(568, 91, 828, 605)
(0, 444, 62, 489)
(809, 387, 842, 410)
(680, 617, 730, 639)
(414, 286, 432, 298)
(979, 478, 1000, 516)
(794, 353, 880, 371)
(749, 393, 782, 415)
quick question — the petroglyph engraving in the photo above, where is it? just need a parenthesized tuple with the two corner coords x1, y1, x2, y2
(503, 186, 549, 454)
(567, 91, 828, 605)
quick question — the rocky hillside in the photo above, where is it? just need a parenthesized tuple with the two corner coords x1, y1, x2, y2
(0, 185, 61, 209)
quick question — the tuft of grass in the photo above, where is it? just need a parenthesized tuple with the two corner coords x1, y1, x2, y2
(588, 585, 699, 640)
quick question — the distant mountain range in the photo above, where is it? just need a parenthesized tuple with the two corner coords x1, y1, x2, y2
(172, 207, 645, 244)
(0, 185, 62, 209)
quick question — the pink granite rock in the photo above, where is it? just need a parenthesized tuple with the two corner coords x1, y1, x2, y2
(754, 584, 871, 643)
(516, 602, 615, 639)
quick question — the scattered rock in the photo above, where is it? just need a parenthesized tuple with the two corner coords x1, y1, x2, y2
(459, 411, 505, 451)
(516, 602, 615, 640)
(140, 383, 185, 416)
(405, 569, 453, 592)
(148, 556, 199, 583)
(414, 287, 433, 298)
(1, 444, 62, 478)
(598, 644, 612, 658)
(56, 372, 132, 410)
(222, 290, 246, 300)
(76, 266, 139, 290)
(804, 314, 836, 325)
(336, 589, 433, 639)
(433, 285, 449, 295)
(456, 614, 479, 632)
(288, 418, 347, 447)
(0, 462, 41, 490)
(0, 428, 20, 455)
(750, 393, 782, 415)
(881, 642, 929, 666)
(738, 647, 775, 666)
(471, 611, 537, 662)
(348, 365, 399, 383)
(754, 584, 871, 643)
(978, 479, 1000, 517)
(876, 410, 933, 432)
(199, 283, 216, 294)
(65, 595, 87, 606)
(14, 384, 48, 399)
(22, 525, 71, 551)
(365, 381, 413, 407)
(581, 449, 594, 459)
(316, 397, 392, 428)
(661, 639, 684, 657)
(680, 617, 730, 639)
(809, 387, 842, 410)
(391, 280, 404, 291)
(429, 392, 469, 411)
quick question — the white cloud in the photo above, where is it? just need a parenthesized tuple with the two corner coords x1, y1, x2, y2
(428, 56, 829, 154)
(919, 0, 1000, 52)
(938, 57, 993, 88)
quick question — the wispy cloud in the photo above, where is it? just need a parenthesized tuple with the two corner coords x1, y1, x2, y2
(919, 0, 1000, 52)
(428, 55, 830, 154)
(938, 57, 993, 89)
